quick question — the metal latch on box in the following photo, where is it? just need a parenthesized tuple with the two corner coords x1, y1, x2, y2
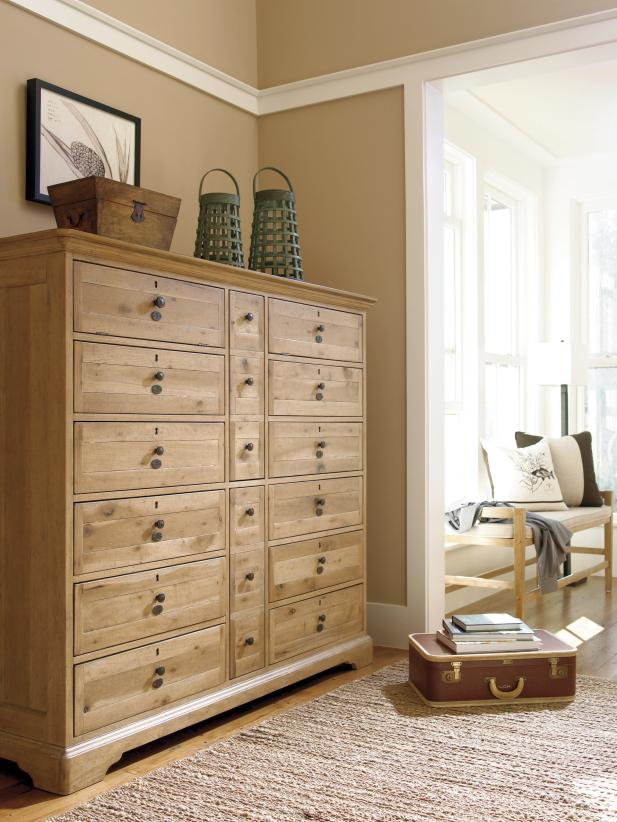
(441, 660, 462, 683)
(548, 657, 568, 679)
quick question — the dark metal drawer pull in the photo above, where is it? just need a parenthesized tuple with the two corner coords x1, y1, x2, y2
(316, 623, 324, 632)
(316, 324, 325, 333)
(155, 665, 166, 676)
(152, 604, 164, 615)
(317, 441, 326, 448)
(155, 519, 165, 529)
(317, 383, 326, 390)
(151, 531, 163, 542)
(153, 295, 166, 308)
(151, 384, 163, 395)
(245, 571, 255, 581)
(318, 556, 327, 564)
(244, 442, 255, 451)
(154, 371, 165, 381)
(151, 458, 162, 469)
(245, 377, 254, 386)
(152, 677, 164, 689)
(155, 592, 166, 603)
(151, 310, 162, 322)
(154, 446, 165, 456)
(245, 636, 255, 646)
(244, 312, 254, 322)
(246, 507, 255, 517)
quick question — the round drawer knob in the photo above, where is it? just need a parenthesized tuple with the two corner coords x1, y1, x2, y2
(155, 519, 165, 529)
(151, 458, 162, 470)
(244, 312, 254, 322)
(315, 508, 324, 517)
(155, 665, 166, 676)
(318, 556, 327, 564)
(316, 324, 325, 332)
(245, 377, 254, 386)
(152, 677, 164, 689)
(245, 442, 255, 451)
(151, 531, 163, 542)
(155, 592, 166, 603)
(316, 450, 324, 459)
(316, 566, 324, 575)
(246, 507, 255, 517)
(151, 384, 163, 395)
(245, 571, 255, 581)
(318, 613, 327, 622)
(154, 371, 165, 381)
(151, 310, 162, 322)
(315, 335, 323, 343)
(318, 441, 326, 449)
(316, 623, 324, 632)
(153, 295, 166, 308)
(152, 604, 164, 616)
(316, 393, 324, 401)
(154, 446, 165, 456)
(316, 498, 326, 506)
(245, 636, 255, 646)
(317, 383, 326, 390)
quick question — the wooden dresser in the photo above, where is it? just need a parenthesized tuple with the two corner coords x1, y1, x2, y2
(0, 229, 374, 794)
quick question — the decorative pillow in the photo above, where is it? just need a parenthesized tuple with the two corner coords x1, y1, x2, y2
(481, 439, 567, 511)
(515, 431, 603, 508)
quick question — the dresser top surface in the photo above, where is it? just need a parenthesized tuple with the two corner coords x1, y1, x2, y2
(0, 229, 376, 310)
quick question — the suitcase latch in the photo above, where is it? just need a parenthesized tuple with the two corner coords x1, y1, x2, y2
(441, 660, 462, 683)
(548, 657, 568, 680)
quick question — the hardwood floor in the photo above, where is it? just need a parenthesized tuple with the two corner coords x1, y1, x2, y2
(1, 578, 615, 820)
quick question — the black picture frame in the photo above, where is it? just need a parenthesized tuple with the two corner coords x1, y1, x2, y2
(26, 78, 141, 205)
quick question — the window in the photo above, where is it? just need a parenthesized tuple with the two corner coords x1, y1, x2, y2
(482, 187, 523, 445)
(584, 205, 617, 495)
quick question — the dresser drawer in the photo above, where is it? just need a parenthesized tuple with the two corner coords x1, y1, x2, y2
(269, 299, 362, 362)
(230, 609, 264, 679)
(269, 530, 363, 602)
(269, 477, 363, 540)
(74, 490, 225, 575)
(269, 360, 362, 417)
(74, 557, 226, 654)
(230, 486, 264, 549)
(74, 342, 225, 415)
(229, 354, 264, 416)
(74, 625, 225, 735)
(269, 422, 363, 477)
(269, 585, 363, 664)
(230, 548, 264, 613)
(74, 422, 225, 493)
(230, 421, 264, 481)
(230, 291, 264, 352)
(74, 262, 225, 347)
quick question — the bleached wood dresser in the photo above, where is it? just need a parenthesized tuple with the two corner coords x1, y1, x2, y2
(0, 229, 374, 794)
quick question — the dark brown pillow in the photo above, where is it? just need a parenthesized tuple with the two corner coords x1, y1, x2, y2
(515, 431, 603, 507)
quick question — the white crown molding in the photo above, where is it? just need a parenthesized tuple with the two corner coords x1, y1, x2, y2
(5, 0, 259, 114)
(7, 0, 617, 118)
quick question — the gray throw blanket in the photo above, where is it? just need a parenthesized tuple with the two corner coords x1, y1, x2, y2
(445, 501, 572, 593)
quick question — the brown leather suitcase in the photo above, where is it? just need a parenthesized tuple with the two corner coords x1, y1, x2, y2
(408, 630, 576, 707)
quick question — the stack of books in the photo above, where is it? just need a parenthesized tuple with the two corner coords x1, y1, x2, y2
(436, 613, 542, 654)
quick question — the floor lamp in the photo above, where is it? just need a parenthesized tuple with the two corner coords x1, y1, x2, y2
(534, 342, 588, 579)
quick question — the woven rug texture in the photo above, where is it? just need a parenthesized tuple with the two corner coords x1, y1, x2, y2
(51, 661, 617, 822)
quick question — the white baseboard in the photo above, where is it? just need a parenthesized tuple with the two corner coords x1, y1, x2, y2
(367, 601, 412, 649)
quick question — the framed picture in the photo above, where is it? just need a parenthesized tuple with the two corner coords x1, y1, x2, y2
(26, 78, 141, 205)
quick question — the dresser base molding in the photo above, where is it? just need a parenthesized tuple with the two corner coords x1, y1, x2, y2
(0, 634, 373, 795)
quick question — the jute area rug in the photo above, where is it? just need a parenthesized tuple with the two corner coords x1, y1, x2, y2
(52, 661, 617, 822)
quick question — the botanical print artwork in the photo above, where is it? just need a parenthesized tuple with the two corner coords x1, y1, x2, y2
(510, 449, 556, 494)
(39, 87, 136, 195)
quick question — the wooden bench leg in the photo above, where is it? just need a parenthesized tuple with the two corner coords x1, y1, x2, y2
(603, 491, 614, 593)
(513, 508, 526, 620)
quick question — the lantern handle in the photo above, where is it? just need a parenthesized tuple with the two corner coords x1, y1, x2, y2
(253, 167, 294, 199)
(198, 168, 240, 199)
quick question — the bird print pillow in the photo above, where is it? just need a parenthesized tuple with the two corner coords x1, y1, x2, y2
(481, 438, 567, 511)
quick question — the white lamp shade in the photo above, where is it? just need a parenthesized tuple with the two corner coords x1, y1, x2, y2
(532, 342, 588, 386)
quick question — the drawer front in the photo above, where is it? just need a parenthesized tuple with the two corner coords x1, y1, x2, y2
(230, 548, 264, 613)
(74, 557, 226, 654)
(230, 292, 264, 352)
(269, 422, 363, 478)
(74, 342, 225, 415)
(74, 624, 225, 735)
(269, 477, 363, 541)
(269, 299, 362, 362)
(269, 360, 362, 417)
(269, 530, 363, 602)
(74, 490, 225, 575)
(230, 486, 265, 549)
(230, 354, 264, 416)
(230, 609, 264, 679)
(230, 421, 264, 481)
(269, 585, 363, 664)
(74, 262, 225, 347)
(74, 422, 225, 493)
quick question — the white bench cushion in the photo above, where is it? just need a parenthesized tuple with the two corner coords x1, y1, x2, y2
(446, 505, 612, 540)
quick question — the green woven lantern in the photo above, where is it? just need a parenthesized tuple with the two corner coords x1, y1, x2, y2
(249, 167, 303, 280)
(194, 168, 244, 267)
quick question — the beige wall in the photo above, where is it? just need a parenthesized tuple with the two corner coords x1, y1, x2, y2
(86, 0, 258, 86)
(258, 89, 407, 605)
(0, 2, 258, 257)
(256, 0, 617, 87)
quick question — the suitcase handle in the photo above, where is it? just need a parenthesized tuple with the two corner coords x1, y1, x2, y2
(486, 676, 526, 700)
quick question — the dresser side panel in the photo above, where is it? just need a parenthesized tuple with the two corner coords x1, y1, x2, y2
(0, 251, 71, 744)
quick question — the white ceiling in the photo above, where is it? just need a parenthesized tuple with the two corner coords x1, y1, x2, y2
(457, 60, 617, 162)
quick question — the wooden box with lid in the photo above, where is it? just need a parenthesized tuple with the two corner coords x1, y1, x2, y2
(0, 228, 374, 794)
